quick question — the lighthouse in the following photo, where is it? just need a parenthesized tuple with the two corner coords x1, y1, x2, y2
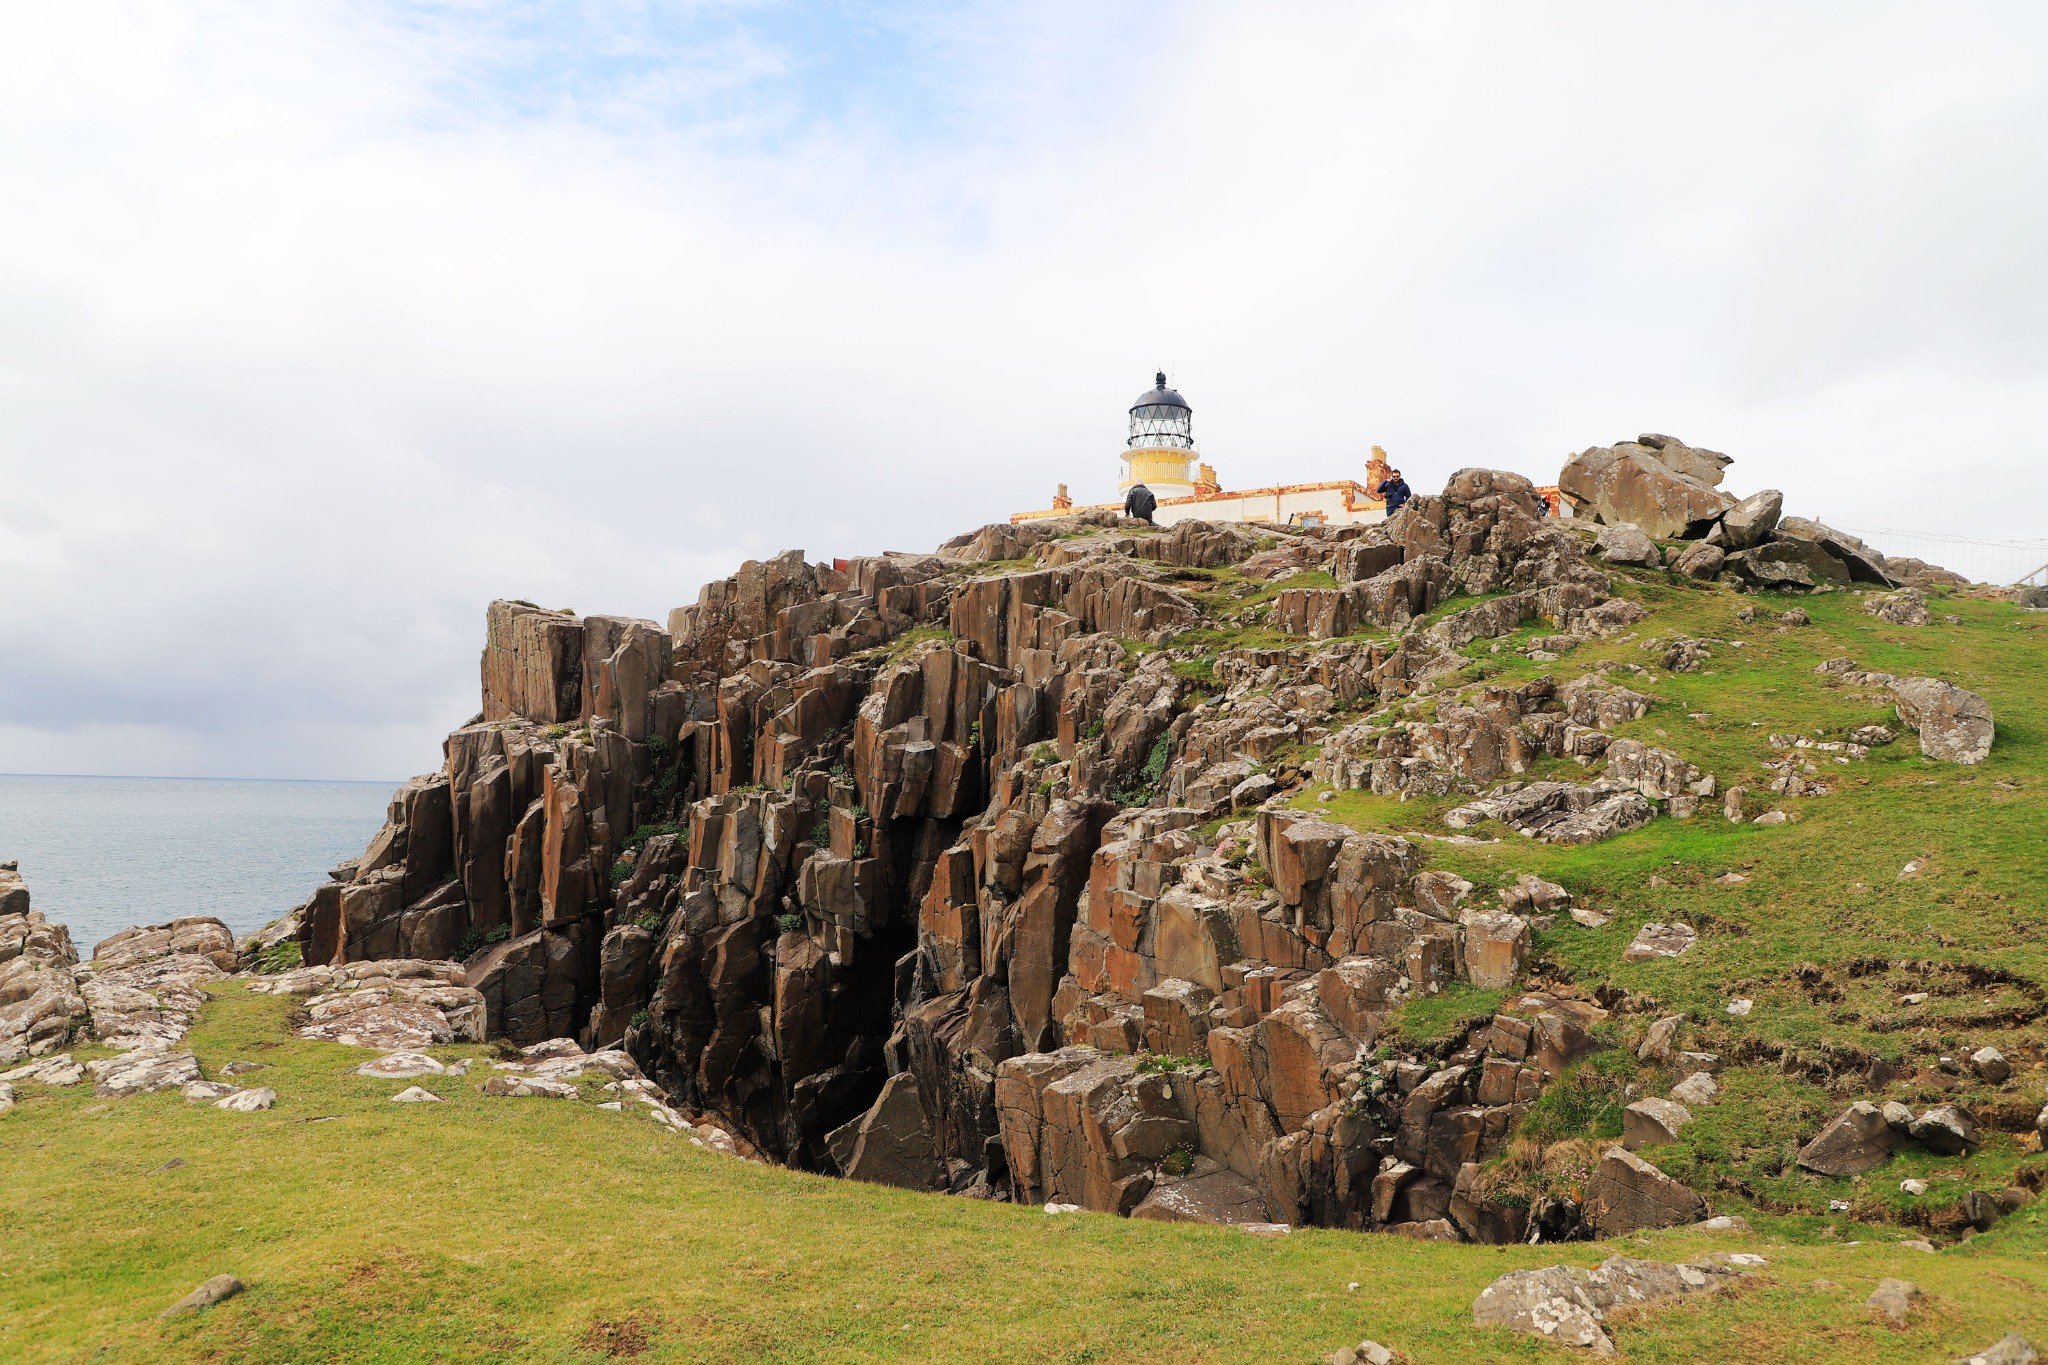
(1120, 372, 1197, 497)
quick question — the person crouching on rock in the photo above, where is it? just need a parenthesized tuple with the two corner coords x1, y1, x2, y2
(1124, 481, 1157, 524)
(1377, 468, 1412, 514)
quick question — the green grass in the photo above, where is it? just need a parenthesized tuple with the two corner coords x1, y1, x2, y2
(5, 985, 2047, 1364)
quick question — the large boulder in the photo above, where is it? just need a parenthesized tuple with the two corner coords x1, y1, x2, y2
(1718, 489, 1783, 550)
(1909, 1103, 1981, 1155)
(1773, 517, 1898, 586)
(1592, 523, 1661, 569)
(1472, 1254, 1741, 1356)
(1889, 678, 1994, 764)
(1582, 1147, 1707, 1236)
(1796, 1101, 1899, 1175)
(1722, 539, 1850, 590)
(1558, 444, 1735, 540)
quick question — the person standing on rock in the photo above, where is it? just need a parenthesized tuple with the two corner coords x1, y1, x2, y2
(1377, 467, 1412, 514)
(1123, 481, 1157, 524)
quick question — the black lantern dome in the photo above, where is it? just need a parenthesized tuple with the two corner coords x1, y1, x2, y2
(1128, 371, 1195, 450)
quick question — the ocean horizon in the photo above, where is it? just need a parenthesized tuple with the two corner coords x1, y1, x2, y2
(0, 772, 396, 954)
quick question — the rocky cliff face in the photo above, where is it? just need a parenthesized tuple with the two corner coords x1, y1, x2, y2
(282, 459, 1992, 1241)
(279, 469, 1677, 1238)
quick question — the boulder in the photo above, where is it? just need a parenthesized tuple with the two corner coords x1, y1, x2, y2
(355, 1052, 446, 1079)
(1797, 1102, 1899, 1176)
(216, 1087, 277, 1112)
(1669, 1072, 1718, 1108)
(1131, 1169, 1271, 1226)
(1954, 1335, 2038, 1365)
(1592, 523, 1662, 569)
(1582, 1148, 1707, 1236)
(1718, 489, 1783, 550)
(1865, 588, 1933, 627)
(390, 1086, 443, 1103)
(1558, 444, 1735, 539)
(1909, 1103, 1980, 1155)
(86, 1047, 200, 1098)
(160, 1274, 245, 1318)
(1622, 923, 1696, 963)
(481, 1075, 578, 1099)
(1889, 677, 1994, 765)
(829, 1071, 946, 1191)
(1622, 1098, 1692, 1149)
(1472, 1254, 1740, 1357)
(1636, 1015, 1683, 1063)
(1670, 542, 1725, 580)
(1775, 518, 1898, 586)
(1722, 539, 1850, 590)
(1867, 1277, 1923, 1326)
(1971, 1047, 2011, 1084)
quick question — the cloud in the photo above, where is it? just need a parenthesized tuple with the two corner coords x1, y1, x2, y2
(2, 0, 2045, 779)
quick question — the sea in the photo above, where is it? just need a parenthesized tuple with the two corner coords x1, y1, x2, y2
(0, 774, 395, 955)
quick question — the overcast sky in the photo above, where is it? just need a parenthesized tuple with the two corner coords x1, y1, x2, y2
(3, 1, 2045, 782)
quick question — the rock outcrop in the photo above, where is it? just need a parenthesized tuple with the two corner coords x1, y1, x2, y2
(0, 868, 86, 1064)
(206, 457, 1989, 1251)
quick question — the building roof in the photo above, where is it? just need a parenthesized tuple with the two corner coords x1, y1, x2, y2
(1131, 371, 1189, 411)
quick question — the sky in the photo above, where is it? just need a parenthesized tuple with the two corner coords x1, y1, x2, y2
(2, 1, 2046, 782)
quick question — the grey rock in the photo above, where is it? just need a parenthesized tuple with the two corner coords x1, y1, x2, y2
(1583, 1148, 1708, 1235)
(1719, 489, 1783, 550)
(1670, 541, 1725, 579)
(1971, 1046, 2011, 1084)
(1473, 1254, 1739, 1357)
(1593, 523, 1662, 569)
(356, 1051, 447, 1079)
(86, 1047, 201, 1098)
(1865, 588, 1934, 627)
(1636, 1014, 1683, 1063)
(1909, 1103, 1980, 1155)
(1558, 444, 1736, 540)
(1723, 539, 1850, 590)
(181, 1080, 240, 1102)
(390, 1086, 443, 1103)
(1622, 1097, 1692, 1149)
(1622, 922, 1696, 963)
(0, 1052, 83, 1086)
(160, 1274, 245, 1317)
(1954, 1334, 2038, 1365)
(480, 1075, 577, 1099)
(1669, 1072, 1719, 1107)
(1798, 1102, 1899, 1176)
(1866, 1276, 1922, 1326)
(1775, 517, 1899, 585)
(215, 1087, 276, 1112)
(1887, 677, 1994, 764)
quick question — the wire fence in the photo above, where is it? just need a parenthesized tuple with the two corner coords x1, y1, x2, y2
(1825, 520, 2048, 587)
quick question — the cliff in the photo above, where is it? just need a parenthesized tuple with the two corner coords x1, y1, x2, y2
(265, 449, 2037, 1246)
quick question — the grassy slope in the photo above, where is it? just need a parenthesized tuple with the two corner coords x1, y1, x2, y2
(5, 574, 2046, 1363)
(3, 987, 2044, 1365)
(1301, 577, 2048, 1229)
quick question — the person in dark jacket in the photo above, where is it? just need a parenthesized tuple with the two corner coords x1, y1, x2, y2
(1376, 469, 1412, 513)
(1123, 482, 1157, 523)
